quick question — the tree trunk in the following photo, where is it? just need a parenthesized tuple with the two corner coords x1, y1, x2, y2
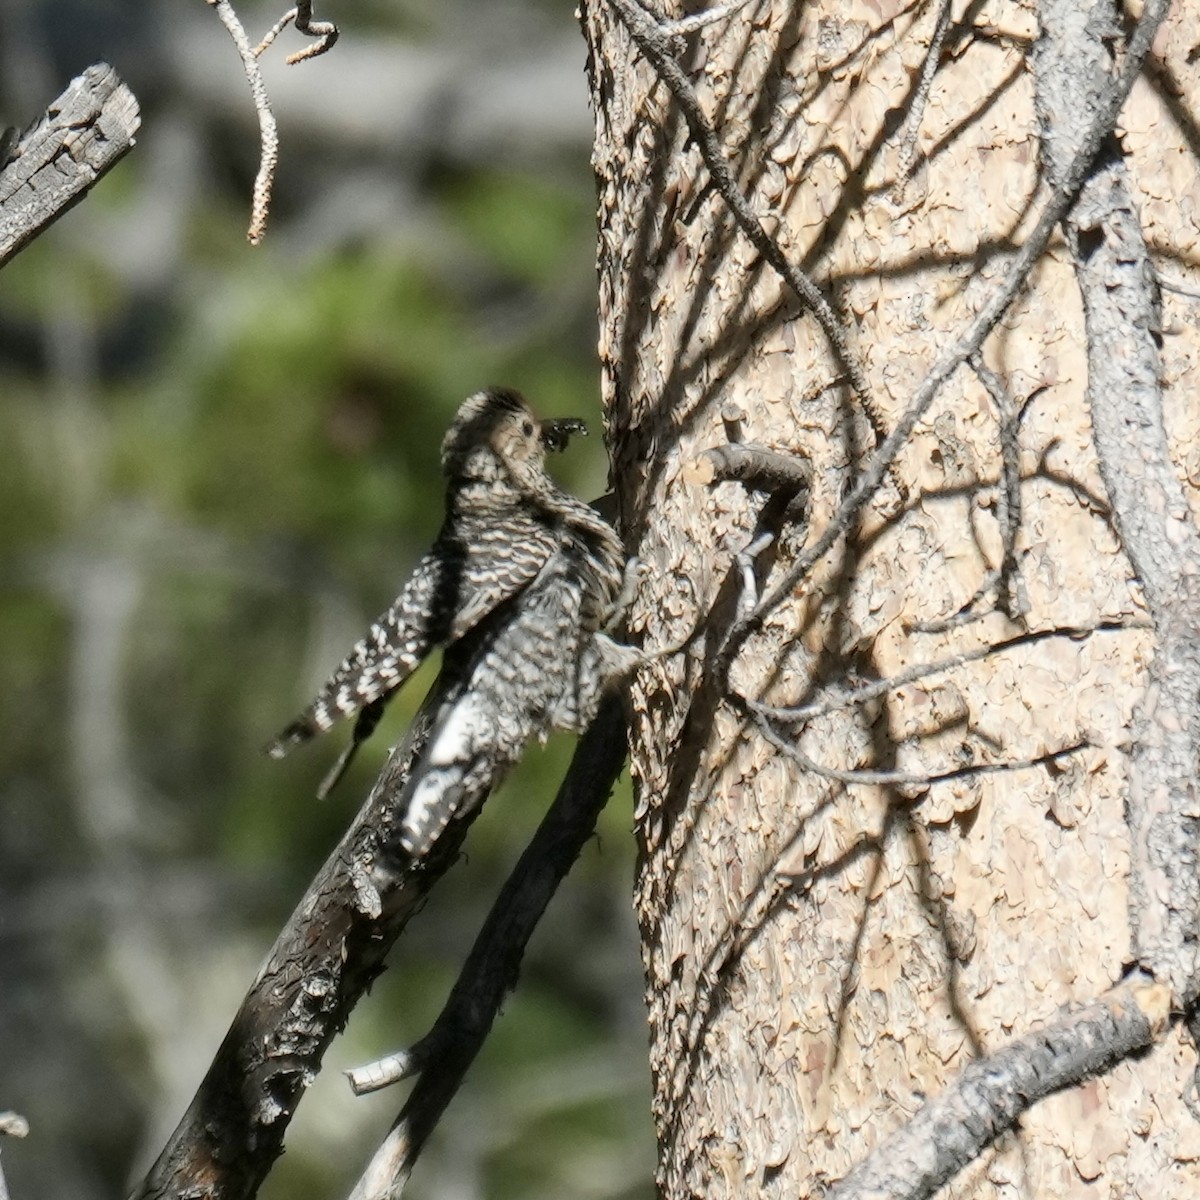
(582, 0, 1200, 1195)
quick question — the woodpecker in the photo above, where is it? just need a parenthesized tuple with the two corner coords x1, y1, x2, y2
(267, 388, 636, 847)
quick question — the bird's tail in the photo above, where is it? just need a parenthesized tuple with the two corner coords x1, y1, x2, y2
(264, 719, 316, 760)
(393, 688, 506, 857)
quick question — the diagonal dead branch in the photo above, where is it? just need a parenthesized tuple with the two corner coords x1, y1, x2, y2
(129, 677, 474, 1200)
(346, 696, 628, 1200)
(891, 0, 955, 198)
(660, 0, 765, 37)
(0, 63, 140, 268)
(608, 0, 875, 415)
(827, 982, 1172, 1200)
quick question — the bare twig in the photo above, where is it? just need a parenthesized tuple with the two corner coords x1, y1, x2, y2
(211, 0, 338, 240)
(255, 2, 340, 63)
(892, 0, 955, 196)
(1159, 273, 1200, 302)
(206, 0, 277, 244)
(347, 697, 628, 1200)
(0, 64, 140, 268)
(750, 704, 1088, 790)
(252, 8, 297, 56)
(609, 0, 875, 414)
(742, 0, 1169, 635)
(290, 1, 340, 62)
(734, 528, 777, 624)
(749, 619, 1143, 725)
(659, 0, 764, 37)
(827, 982, 1171, 1200)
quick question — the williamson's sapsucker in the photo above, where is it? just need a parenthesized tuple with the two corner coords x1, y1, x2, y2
(267, 388, 637, 854)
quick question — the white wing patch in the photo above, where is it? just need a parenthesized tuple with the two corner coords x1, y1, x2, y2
(398, 691, 492, 854)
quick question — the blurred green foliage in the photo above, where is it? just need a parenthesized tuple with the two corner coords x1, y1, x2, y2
(0, 8, 651, 1197)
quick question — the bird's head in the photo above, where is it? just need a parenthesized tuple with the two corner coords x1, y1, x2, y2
(442, 389, 588, 489)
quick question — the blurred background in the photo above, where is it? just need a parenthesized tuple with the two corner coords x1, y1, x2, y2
(0, 1, 652, 1197)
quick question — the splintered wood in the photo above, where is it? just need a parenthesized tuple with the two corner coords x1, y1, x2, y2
(0, 63, 140, 267)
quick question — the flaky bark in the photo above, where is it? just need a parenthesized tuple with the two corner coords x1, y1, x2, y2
(584, 0, 1200, 1196)
(130, 696, 456, 1200)
(0, 63, 139, 266)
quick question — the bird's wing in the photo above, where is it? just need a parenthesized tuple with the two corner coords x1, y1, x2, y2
(266, 517, 560, 757)
(444, 517, 562, 640)
(266, 547, 451, 756)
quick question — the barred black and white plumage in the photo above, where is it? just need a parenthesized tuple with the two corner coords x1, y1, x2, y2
(266, 388, 632, 824)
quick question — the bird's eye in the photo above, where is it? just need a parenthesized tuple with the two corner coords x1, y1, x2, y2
(522, 420, 535, 437)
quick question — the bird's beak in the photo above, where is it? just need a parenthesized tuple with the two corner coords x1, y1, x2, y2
(541, 417, 589, 452)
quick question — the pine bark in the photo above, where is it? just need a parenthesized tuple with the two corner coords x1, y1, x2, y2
(582, 0, 1200, 1195)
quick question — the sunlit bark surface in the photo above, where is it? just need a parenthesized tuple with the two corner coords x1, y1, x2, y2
(583, 0, 1200, 1195)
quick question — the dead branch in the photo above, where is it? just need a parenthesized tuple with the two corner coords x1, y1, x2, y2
(208, 0, 338, 243)
(0, 63, 140, 268)
(346, 696, 628, 1200)
(827, 982, 1171, 1200)
(686, 443, 814, 501)
(891, 0, 954, 197)
(289, 3, 339, 62)
(750, 619, 1143, 725)
(253, 2, 340, 64)
(1037, 0, 1200, 1008)
(129, 682, 467, 1200)
(660, 0, 764, 37)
